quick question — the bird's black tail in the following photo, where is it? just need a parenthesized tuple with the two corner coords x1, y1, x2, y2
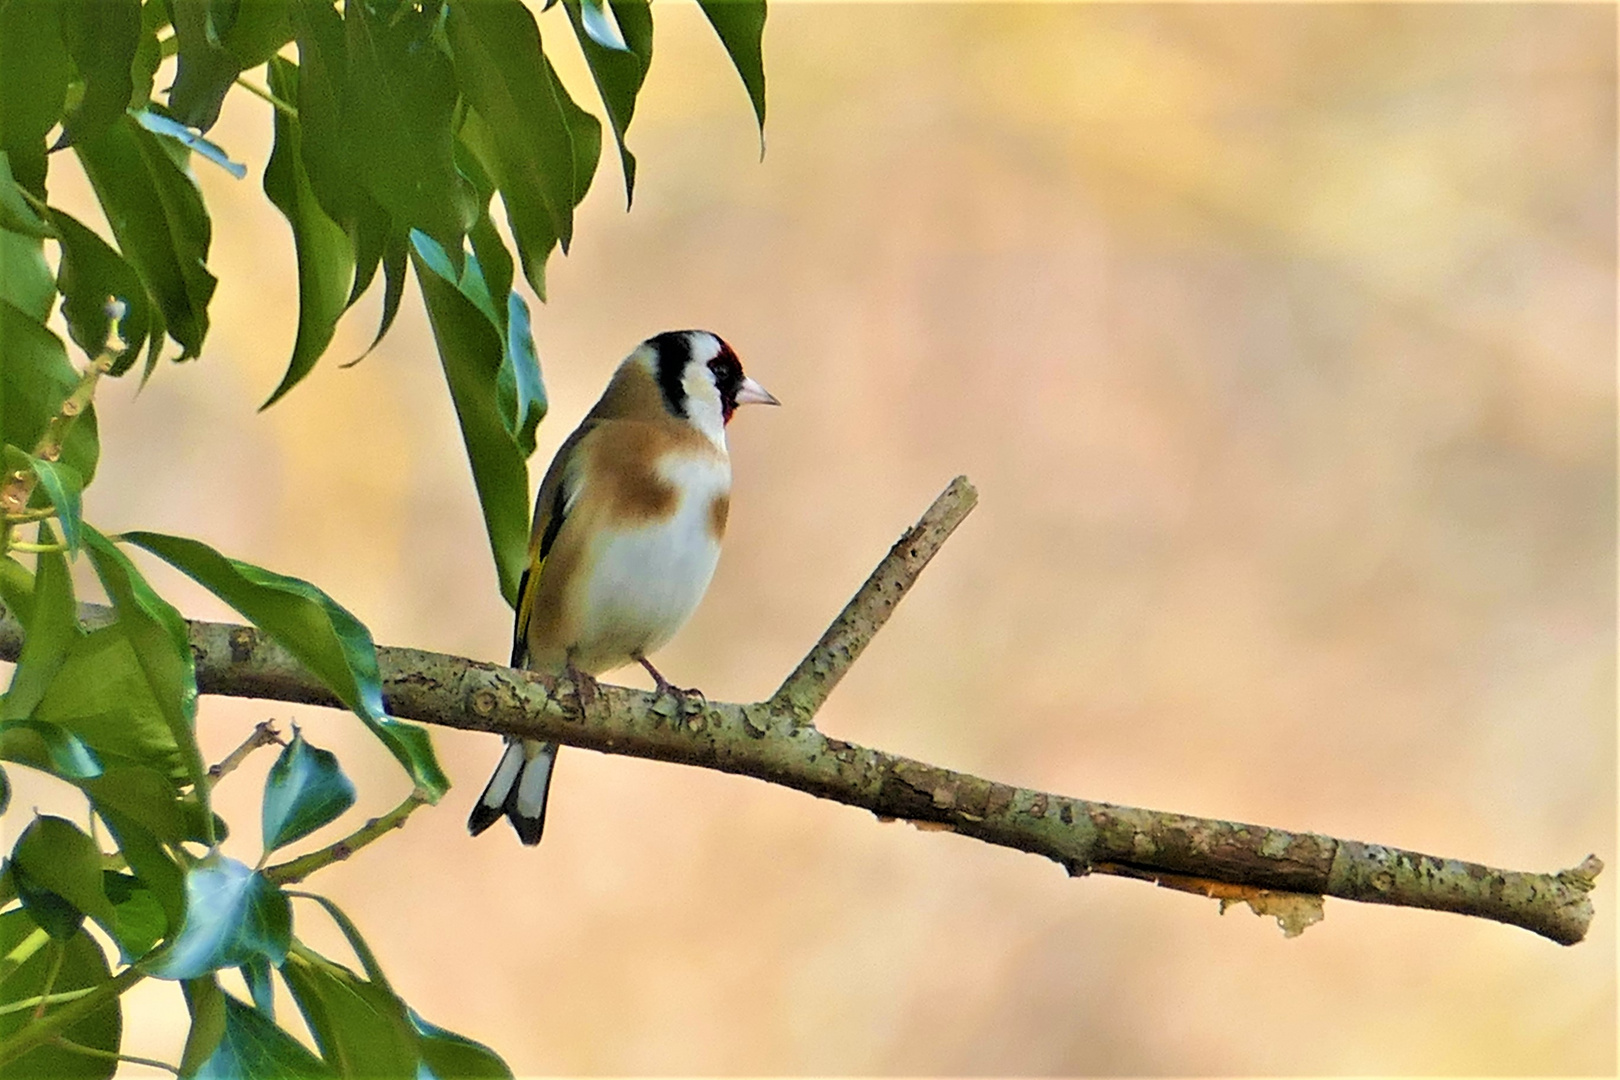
(468, 738, 557, 846)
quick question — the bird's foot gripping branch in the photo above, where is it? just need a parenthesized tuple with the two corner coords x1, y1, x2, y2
(79, 474, 1596, 949)
(0, 475, 1601, 1078)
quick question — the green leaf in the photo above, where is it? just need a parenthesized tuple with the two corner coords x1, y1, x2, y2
(359, 233, 408, 360)
(222, 0, 296, 69)
(133, 107, 248, 179)
(563, 0, 652, 206)
(271, 923, 514, 1080)
(455, 139, 513, 318)
(280, 947, 419, 1080)
(241, 956, 276, 1019)
(498, 294, 546, 457)
(103, 870, 166, 960)
(287, 892, 388, 990)
(345, 0, 474, 255)
(0, 910, 121, 1080)
(6, 451, 84, 554)
(0, 229, 55, 321)
(128, 0, 166, 110)
(12, 867, 86, 941)
(168, 0, 293, 129)
(56, 0, 141, 147)
(51, 206, 156, 371)
(168, 0, 246, 132)
(370, 717, 449, 804)
(409, 233, 531, 609)
(116, 530, 447, 799)
(450, 7, 602, 296)
(27, 458, 83, 553)
(0, 765, 8, 815)
(288, 0, 352, 230)
(180, 976, 228, 1077)
(194, 992, 335, 1080)
(288, 0, 417, 359)
(96, 805, 185, 934)
(261, 728, 356, 854)
(147, 853, 291, 980)
(698, 0, 768, 142)
(74, 111, 217, 361)
(0, 554, 34, 630)
(12, 815, 119, 941)
(342, 194, 387, 311)
(3, 524, 81, 722)
(0, 0, 72, 196)
(82, 525, 211, 834)
(35, 625, 186, 781)
(81, 763, 195, 845)
(0, 152, 53, 238)
(0, 300, 101, 484)
(577, 0, 629, 52)
(260, 56, 355, 408)
(411, 1010, 514, 1080)
(446, 0, 587, 258)
(0, 719, 104, 780)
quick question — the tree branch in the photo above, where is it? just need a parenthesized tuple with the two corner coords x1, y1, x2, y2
(770, 474, 977, 722)
(0, 478, 1600, 945)
(207, 719, 283, 783)
(262, 788, 431, 885)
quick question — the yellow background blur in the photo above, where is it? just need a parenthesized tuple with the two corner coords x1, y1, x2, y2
(9, 2, 1616, 1073)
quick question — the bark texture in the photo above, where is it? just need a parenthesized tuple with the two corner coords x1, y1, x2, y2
(0, 478, 1601, 945)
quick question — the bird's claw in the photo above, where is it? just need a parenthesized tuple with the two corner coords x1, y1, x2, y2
(637, 654, 703, 708)
(565, 659, 598, 711)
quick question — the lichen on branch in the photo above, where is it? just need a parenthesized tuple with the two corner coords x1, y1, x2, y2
(0, 477, 1601, 945)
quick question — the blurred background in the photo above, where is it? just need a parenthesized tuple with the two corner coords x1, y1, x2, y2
(9, 1, 1615, 1073)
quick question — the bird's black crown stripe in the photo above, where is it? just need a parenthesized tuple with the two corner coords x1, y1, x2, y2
(649, 331, 693, 419)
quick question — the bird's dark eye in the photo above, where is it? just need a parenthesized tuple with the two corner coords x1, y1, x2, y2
(707, 353, 744, 419)
(708, 356, 740, 389)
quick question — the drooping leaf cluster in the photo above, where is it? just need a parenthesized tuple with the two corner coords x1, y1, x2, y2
(0, 0, 765, 1074)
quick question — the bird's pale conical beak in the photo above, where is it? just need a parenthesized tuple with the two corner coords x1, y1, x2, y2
(734, 376, 780, 407)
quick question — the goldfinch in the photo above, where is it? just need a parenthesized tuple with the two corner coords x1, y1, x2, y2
(468, 330, 779, 845)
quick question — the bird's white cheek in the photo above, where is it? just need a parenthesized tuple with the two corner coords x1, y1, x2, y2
(681, 374, 728, 449)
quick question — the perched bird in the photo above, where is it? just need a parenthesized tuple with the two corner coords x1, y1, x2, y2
(468, 330, 779, 845)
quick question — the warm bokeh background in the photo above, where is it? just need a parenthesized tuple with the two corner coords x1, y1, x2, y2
(8, 2, 1616, 1073)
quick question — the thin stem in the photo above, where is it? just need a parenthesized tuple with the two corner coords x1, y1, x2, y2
(0, 987, 95, 1017)
(3, 508, 57, 524)
(0, 927, 49, 988)
(8, 541, 68, 554)
(31, 940, 65, 1020)
(207, 719, 283, 783)
(13, 185, 51, 221)
(262, 789, 430, 885)
(52, 1035, 179, 1075)
(0, 965, 145, 1067)
(0, 350, 113, 558)
(234, 75, 298, 118)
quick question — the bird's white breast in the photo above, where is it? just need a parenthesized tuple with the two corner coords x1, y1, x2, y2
(572, 451, 730, 673)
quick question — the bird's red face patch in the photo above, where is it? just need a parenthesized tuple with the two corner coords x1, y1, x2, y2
(707, 344, 746, 424)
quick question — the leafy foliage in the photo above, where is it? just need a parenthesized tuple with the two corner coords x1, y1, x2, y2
(261, 729, 356, 854)
(0, 910, 121, 1080)
(11, 815, 119, 941)
(148, 854, 292, 980)
(0, 0, 766, 1073)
